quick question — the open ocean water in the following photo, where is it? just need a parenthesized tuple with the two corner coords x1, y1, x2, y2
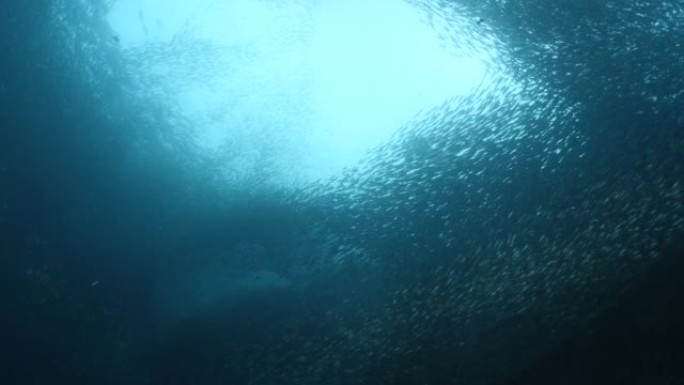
(1, 0, 683, 384)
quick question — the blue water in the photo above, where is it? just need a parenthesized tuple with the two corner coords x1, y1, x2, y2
(1, 1, 683, 384)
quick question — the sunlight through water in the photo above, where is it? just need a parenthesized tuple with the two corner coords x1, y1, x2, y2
(106, 0, 498, 185)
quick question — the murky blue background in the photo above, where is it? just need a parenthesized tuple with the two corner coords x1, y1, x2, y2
(1, 0, 683, 384)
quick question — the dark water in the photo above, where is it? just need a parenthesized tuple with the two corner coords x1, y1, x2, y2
(1, 0, 683, 384)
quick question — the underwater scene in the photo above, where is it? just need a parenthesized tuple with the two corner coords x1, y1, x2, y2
(1, 0, 683, 384)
